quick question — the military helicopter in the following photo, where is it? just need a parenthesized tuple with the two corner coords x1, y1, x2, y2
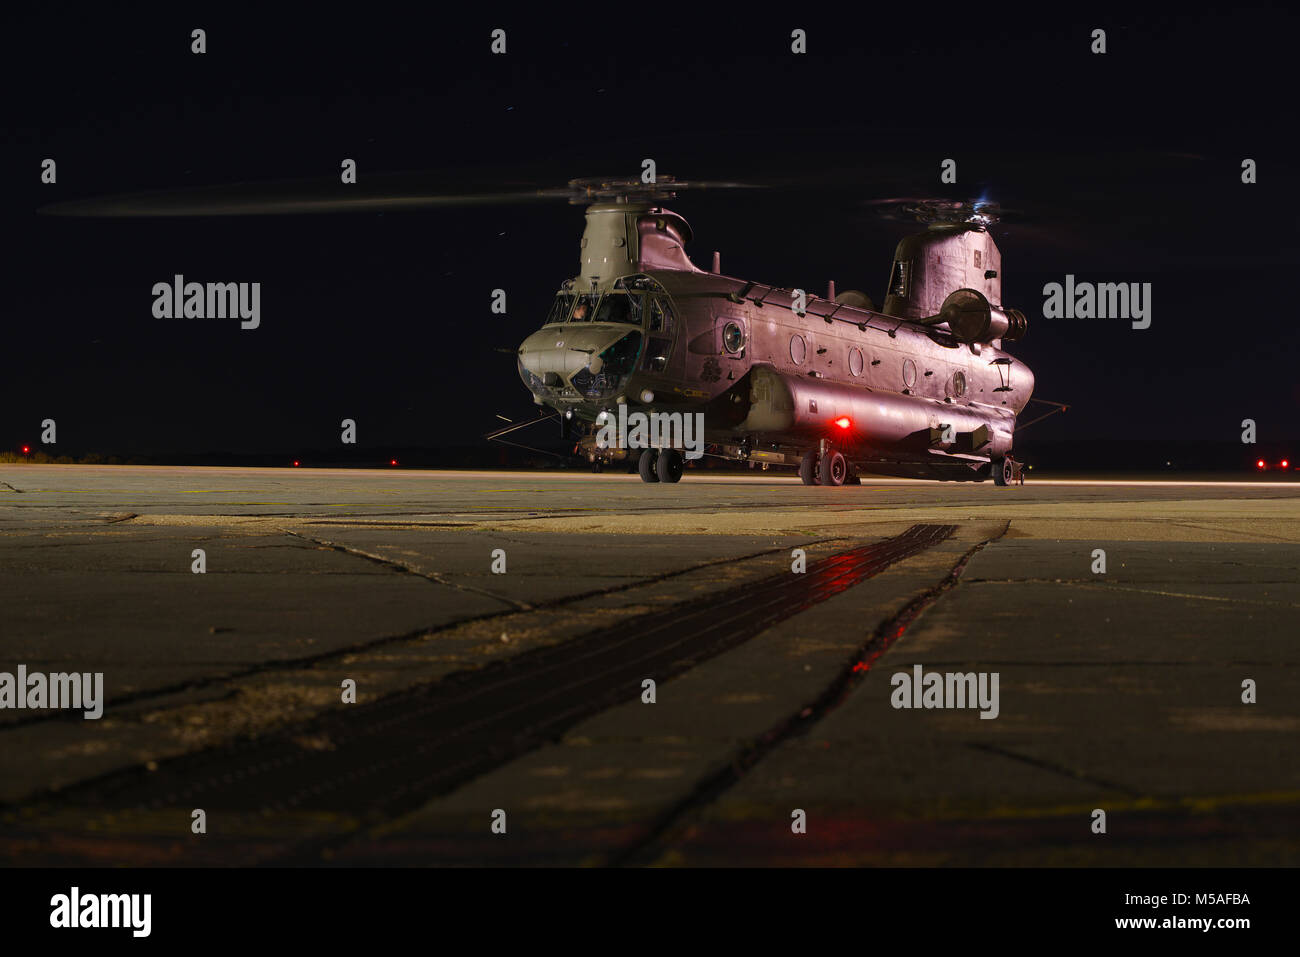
(41, 170, 1040, 486)
(511, 176, 1034, 486)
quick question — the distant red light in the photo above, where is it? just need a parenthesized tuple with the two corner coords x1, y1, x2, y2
(1283, 460, 1291, 469)
(1257, 460, 1266, 469)
(293, 460, 300, 467)
(833, 416, 852, 430)
(389, 459, 398, 466)
(21, 446, 30, 455)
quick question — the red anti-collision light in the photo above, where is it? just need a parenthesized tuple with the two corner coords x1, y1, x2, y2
(1283, 460, 1291, 469)
(1257, 460, 1266, 469)
(21, 446, 30, 455)
(833, 416, 852, 430)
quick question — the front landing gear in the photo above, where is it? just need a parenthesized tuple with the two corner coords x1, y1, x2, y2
(638, 448, 659, 483)
(638, 448, 684, 483)
(657, 449, 684, 483)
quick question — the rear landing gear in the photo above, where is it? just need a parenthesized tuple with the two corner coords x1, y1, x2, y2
(992, 455, 1019, 486)
(801, 449, 858, 486)
(819, 450, 848, 486)
(799, 450, 818, 485)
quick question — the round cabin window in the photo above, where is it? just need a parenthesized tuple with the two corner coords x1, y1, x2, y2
(951, 370, 967, 397)
(848, 347, 864, 377)
(903, 358, 918, 388)
(790, 334, 806, 364)
(723, 321, 745, 354)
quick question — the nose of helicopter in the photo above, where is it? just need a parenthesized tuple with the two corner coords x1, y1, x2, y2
(517, 325, 643, 402)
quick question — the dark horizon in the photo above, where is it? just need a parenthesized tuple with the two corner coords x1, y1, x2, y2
(5, 438, 1299, 476)
(6, 8, 1299, 457)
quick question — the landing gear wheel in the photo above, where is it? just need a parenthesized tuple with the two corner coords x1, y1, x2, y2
(638, 448, 659, 483)
(799, 451, 818, 485)
(657, 448, 684, 483)
(993, 456, 1015, 487)
(819, 450, 847, 486)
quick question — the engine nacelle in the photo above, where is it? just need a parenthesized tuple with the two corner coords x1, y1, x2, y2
(923, 288, 1027, 343)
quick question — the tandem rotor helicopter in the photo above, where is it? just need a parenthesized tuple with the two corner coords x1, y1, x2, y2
(506, 175, 1043, 486)
(42, 169, 1063, 485)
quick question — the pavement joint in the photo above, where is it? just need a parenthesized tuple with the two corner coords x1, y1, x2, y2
(965, 741, 1143, 799)
(281, 527, 533, 611)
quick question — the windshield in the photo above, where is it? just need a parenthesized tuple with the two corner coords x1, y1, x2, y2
(593, 292, 642, 325)
(544, 293, 573, 325)
(568, 292, 643, 325)
(570, 293, 598, 322)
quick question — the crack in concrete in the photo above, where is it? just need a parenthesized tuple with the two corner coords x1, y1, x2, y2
(281, 528, 532, 612)
(965, 741, 1144, 798)
(1165, 520, 1300, 544)
(965, 578, 1300, 607)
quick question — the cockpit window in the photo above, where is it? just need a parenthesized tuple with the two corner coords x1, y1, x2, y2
(570, 330, 644, 398)
(598, 331, 643, 376)
(642, 298, 675, 373)
(570, 294, 598, 322)
(593, 292, 642, 325)
(648, 297, 674, 333)
(545, 294, 573, 325)
(570, 293, 642, 323)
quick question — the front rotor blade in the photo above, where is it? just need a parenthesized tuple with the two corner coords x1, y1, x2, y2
(39, 171, 764, 218)
(39, 177, 576, 218)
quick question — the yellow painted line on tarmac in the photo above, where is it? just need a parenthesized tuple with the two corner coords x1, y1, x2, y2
(965, 789, 1300, 822)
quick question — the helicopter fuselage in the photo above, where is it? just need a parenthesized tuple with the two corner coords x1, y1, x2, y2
(516, 202, 1035, 482)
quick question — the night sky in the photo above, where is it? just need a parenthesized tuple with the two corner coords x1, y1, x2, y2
(5, 7, 1298, 459)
